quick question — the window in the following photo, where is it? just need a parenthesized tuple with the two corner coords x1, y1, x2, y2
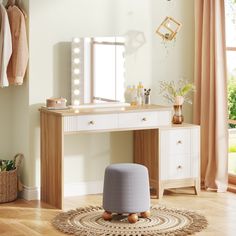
(226, 0, 236, 185)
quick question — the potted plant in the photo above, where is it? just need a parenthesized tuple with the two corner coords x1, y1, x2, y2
(160, 79, 195, 124)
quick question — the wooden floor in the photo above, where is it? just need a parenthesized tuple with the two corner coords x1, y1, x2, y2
(0, 189, 236, 235)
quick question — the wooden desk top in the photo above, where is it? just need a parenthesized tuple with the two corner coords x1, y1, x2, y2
(39, 104, 172, 117)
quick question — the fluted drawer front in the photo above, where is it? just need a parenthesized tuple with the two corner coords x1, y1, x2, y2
(118, 111, 171, 129)
(164, 129, 191, 155)
(167, 154, 191, 180)
(64, 114, 118, 132)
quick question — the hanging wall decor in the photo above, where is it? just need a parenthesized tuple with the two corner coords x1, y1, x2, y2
(156, 16, 182, 41)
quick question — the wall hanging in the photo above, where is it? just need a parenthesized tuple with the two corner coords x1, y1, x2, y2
(156, 16, 182, 42)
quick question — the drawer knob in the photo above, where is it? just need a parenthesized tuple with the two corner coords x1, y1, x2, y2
(177, 165, 182, 169)
(88, 120, 95, 125)
(177, 140, 182, 144)
(142, 117, 147, 122)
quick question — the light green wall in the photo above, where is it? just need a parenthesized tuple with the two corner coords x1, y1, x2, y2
(0, 0, 194, 188)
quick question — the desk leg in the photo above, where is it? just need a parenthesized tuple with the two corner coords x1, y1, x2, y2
(40, 112, 64, 209)
(134, 129, 160, 198)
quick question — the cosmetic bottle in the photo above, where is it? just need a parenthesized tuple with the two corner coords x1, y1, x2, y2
(124, 86, 131, 103)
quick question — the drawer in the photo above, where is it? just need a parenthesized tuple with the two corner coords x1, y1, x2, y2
(118, 111, 170, 129)
(64, 114, 118, 132)
(165, 154, 191, 180)
(161, 129, 191, 155)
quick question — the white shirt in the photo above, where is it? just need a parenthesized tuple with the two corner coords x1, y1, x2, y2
(0, 3, 12, 88)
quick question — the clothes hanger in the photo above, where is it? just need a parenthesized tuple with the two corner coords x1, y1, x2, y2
(5, 0, 16, 8)
(6, 0, 27, 18)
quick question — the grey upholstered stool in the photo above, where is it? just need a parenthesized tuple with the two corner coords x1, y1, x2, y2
(102, 163, 150, 223)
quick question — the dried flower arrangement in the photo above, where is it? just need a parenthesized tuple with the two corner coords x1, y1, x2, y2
(160, 79, 195, 105)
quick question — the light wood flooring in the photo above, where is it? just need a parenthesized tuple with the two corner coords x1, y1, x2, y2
(0, 190, 236, 236)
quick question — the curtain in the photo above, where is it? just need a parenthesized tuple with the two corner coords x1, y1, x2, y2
(194, 0, 228, 192)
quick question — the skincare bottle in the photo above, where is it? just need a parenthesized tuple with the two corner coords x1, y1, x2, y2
(137, 82, 144, 105)
(124, 85, 131, 103)
(130, 85, 137, 106)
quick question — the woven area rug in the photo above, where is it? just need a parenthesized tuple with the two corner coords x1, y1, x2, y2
(52, 206, 208, 236)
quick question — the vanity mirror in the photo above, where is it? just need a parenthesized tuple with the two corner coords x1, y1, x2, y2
(71, 37, 126, 107)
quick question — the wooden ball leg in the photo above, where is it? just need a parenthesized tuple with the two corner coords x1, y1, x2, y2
(102, 211, 112, 221)
(141, 210, 151, 218)
(128, 213, 138, 223)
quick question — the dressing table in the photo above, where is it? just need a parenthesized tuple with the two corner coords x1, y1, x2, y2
(40, 36, 200, 209)
(40, 105, 200, 209)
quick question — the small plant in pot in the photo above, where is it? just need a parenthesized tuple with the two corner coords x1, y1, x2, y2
(160, 79, 195, 124)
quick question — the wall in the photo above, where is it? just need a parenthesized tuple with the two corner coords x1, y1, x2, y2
(28, 0, 153, 190)
(0, 0, 194, 196)
(0, 88, 12, 157)
(151, 0, 195, 122)
(0, 0, 29, 172)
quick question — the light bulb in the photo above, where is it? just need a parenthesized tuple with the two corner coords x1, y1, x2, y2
(74, 48, 80, 54)
(73, 38, 80, 43)
(74, 89, 80, 95)
(74, 58, 80, 64)
(74, 69, 80, 75)
(74, 79, 80, 85)
(74, 100, 80, 106)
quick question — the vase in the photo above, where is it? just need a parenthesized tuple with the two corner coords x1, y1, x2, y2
(172, 105, 184, 124)
(174, 96, 184, 105)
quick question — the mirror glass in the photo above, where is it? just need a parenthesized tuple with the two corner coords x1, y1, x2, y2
(71, 37, 126, 107)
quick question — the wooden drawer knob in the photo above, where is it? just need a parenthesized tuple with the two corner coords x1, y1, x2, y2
(88, 120, 95, 125)
(177, 165, 182, 169)
(177, 140, 182, 144)
(142, 117, 147, 121)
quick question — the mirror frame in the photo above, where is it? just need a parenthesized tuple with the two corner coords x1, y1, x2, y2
(71, 37, 126, 107)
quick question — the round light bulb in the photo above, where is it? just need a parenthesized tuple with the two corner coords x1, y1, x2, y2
(74, 58, 80, 64)
(74, 100, 80, 106)
(74, 69, 80, 75)
(74, 48, 80, 54)
(73, 38, 80, 43)
(74, 79, 80, 85)
(74, 89, 80, 95)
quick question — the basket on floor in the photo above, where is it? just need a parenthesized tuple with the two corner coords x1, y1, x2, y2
(0, 154, 23, 203)
(0, 168, 18, 203)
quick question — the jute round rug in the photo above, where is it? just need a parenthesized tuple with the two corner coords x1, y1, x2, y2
(52, 206, 207, 236)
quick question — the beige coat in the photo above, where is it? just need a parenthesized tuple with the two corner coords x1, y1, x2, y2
(7, 6, 28, 85)
(0, 3, 12, 88)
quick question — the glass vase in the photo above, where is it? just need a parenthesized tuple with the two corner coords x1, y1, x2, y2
(172, 105, 184, 124)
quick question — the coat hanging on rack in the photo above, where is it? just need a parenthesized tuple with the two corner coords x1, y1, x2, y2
(5, 0, 16, 8)
(0, 2, 12, 88)
(6, 1, 28, 85)
(6, 0, 27, 18)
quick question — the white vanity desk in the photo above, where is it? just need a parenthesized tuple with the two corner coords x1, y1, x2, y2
(40, 104, 200, 209)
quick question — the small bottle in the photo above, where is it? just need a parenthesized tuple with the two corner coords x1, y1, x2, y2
(130, 85, 137, 106)
(136, 82, 143, 105)
(124, 85, 131, 103)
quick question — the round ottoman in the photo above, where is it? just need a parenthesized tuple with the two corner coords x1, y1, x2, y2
(102, 163, 150, 223)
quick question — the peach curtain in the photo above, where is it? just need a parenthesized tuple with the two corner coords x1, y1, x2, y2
(194, 0, 228, 192)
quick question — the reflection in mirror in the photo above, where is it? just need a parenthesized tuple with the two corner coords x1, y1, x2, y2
(71, 37, 126, 107)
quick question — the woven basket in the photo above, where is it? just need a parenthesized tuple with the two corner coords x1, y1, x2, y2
(0, 169, 18, 203)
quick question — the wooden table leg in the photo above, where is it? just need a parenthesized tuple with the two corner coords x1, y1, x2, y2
(40, 112, 64, 209)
